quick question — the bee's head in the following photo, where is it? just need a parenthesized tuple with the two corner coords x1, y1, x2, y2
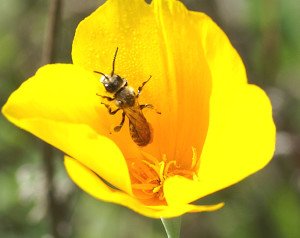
(100, 74, 127, 93)
(95, 47, 127, 93)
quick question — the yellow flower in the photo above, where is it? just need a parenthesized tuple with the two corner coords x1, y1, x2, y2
(2, 0, 275, 218)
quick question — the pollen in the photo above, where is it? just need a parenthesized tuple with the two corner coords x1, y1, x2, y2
(128, 147, 201, 204)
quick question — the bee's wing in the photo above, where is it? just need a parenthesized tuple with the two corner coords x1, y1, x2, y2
(123, 106, 149, 131)
(123, 106, 152, 146)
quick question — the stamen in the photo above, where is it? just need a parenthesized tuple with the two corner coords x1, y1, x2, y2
(142, 160, 161, 177)
(159, 161, 165, 181)
(131, 172, 147, 184)
(191, 147, 197, 168)
(132, 183, 157, 190)
(128, 147, 201, 203)
(153, 185, 162, 193)
(164, 161, 176, 175)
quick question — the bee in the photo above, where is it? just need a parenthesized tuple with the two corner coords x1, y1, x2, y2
(94, 48, 159, 147)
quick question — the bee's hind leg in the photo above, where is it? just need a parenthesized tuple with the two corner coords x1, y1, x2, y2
(101, 103, 124, 133)
(114, 112, 126, 132)
(140, 104, 161, 114)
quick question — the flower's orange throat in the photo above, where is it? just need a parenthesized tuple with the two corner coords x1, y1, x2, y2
(127, 148, 201, 205)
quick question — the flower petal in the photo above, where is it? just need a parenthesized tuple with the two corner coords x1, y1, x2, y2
(197, 14, 275, 196)
(164, 87, 275, 205)
(199, 85, 275, 196)
(2, 64, 131, 193)
(163, 13, 275, 204)
(64, 155, 223, 218)
(150, 0, 212, 165)
(163, 175, 212, 206)
(72, 0, 212, 164)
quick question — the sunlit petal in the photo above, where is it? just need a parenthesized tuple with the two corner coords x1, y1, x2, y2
(2, 64, 132, 193)
(65, 156, 223, 218)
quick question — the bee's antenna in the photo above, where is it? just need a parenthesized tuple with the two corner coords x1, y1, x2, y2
(94, 71, 108, 78)
(111, 47, 119, 76)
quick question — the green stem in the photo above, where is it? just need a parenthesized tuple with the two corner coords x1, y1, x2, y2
(161, 217, 182, 238)
(41, 0, 63, 237)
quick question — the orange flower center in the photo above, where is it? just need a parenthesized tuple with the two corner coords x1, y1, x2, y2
(127, 148, 200, 205)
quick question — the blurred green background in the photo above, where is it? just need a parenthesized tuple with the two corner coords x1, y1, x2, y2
(0, 0, 299, 237)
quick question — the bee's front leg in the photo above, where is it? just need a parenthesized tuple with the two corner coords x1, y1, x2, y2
(140, 104, 161, 114)
(96, 93, 115, 101)
(137, 75, 152, 98)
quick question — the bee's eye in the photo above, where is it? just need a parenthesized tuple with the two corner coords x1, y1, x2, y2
(104, 75, 124, 93)
(105, 82, 116, 92)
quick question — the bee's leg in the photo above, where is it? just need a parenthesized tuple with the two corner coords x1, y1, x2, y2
(140, 104, 161, 114)
(96, 93, 115, 101)
(114, 112, 126, 132)
(101, 102, 120, 115)
(137, 75, 152, 98)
